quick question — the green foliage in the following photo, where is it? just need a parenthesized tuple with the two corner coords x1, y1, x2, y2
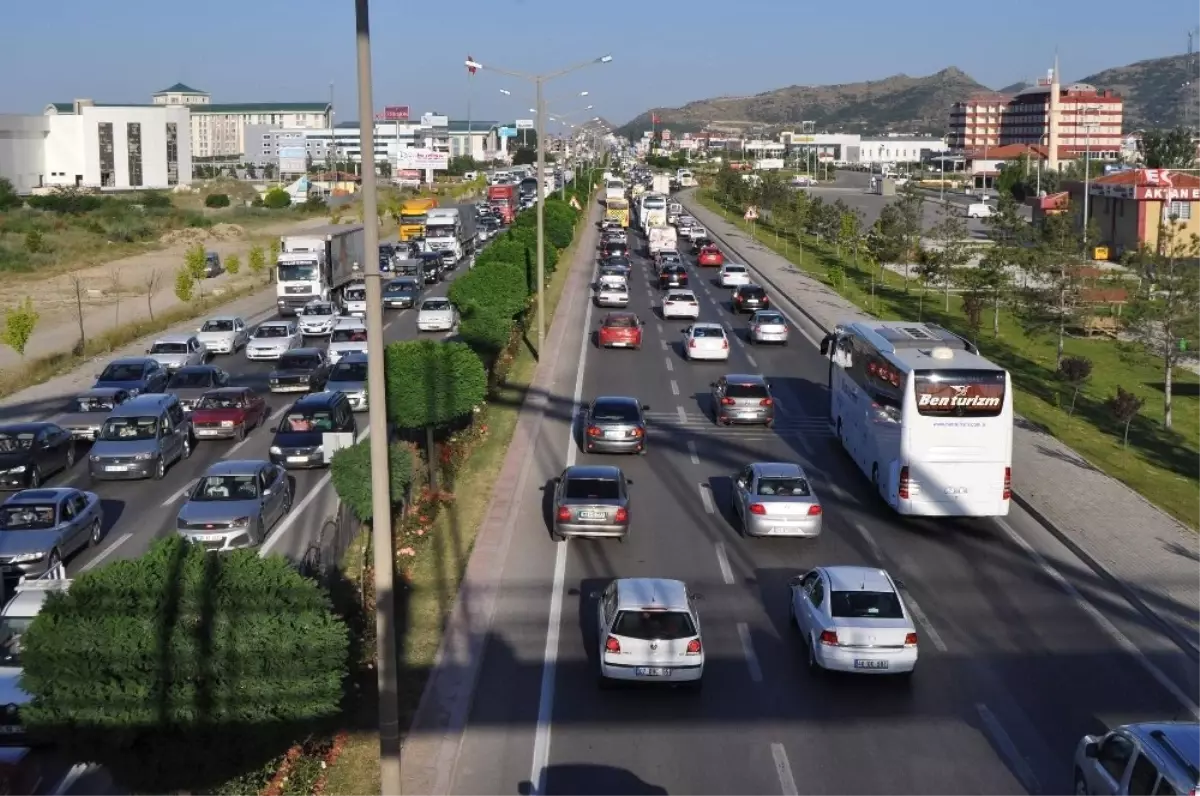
(1137, 128, 1196, 169)
(137, 191, 172, 209)
(448, 260, 530, 319)
(20, 536, 349, 794)
(173, 265, 195, 303)
(330, 440, 418, 521)
(224, 253, 241, 275)
(204, 193, 231, 209)
(184, 243, 207, 283)
(383, 340, 487, 430)
(1, 296, 38, 357)
(0, 178, 21, 212)
(512, 147, 537, 166)
(248, 245, 266, 276)
(263, 188, 292, 209)
(458, 306, 515, 362)
(269, 239, 281, 266)
(23, 230, 45, 254)
(510, 199, 577, 249)
(26, 189, 104, 214)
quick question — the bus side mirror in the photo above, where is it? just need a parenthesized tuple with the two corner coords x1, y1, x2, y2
(819, 335, 832, 356)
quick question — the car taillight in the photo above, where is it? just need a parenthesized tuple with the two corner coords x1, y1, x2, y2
(818, 630, 839, 646)
(735, 294, 743, 302)
(557, 506, 572, 521)
(720, 397, 736, 405)
(615, 507, 628, 522)
(605, 636, 621, 653)
(631, 427, 644, 438)
(748, 503, 766, 515)
(587, 425, 602, 437)
(904, 632, 918, 646)
(1002, 466, 1012, 500)
(689, 339, 697, 347)
(721, 339, 729, 349)
(760, 398, 773, 406)
(686, 639, 702, 655)
(898, 466, 910, 499)
(807, 505, 822, 516)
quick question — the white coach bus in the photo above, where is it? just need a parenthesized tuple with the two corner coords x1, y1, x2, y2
(820, 320, 1013, 517)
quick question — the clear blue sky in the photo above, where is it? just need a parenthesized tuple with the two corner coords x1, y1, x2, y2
(3, 0, 1196, 126)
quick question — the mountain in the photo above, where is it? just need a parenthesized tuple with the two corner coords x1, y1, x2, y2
(1079, 53, 1198, 130)
(996, 81, 1032, 94)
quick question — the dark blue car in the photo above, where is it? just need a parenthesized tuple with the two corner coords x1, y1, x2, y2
(93, 357, 168, 396)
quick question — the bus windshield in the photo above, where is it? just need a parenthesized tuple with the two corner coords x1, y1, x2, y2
(913, 369, 1006, 418)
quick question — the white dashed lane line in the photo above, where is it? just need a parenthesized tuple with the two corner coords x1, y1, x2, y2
(687, 439, 699, 464)
(715, 543, 734, 585)
(698, 483, 715, 513)
(670, 380, 680, 396)
(665, 357, 674, 372)
(738, 622, 763, 683)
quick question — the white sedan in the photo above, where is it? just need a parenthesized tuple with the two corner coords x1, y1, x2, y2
(245, 321, 302, 360)
(596, 277, 629, 307)
(788, 566, 918, 677)
(417, 298, 458, 332)
(719, 264, 751, 288)
(146, 334, 208, 371)
(662, 290, 700, 320)
(681, 323, 729, 361)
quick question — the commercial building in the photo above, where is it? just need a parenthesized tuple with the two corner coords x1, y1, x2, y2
(1066, 168, 1200, 256)
(947, 93, 1010, 151)
(0, 115, 51, 193)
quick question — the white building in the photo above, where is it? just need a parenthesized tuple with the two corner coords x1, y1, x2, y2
(850, 137, 950, 165)
(0, 115, 51, 193)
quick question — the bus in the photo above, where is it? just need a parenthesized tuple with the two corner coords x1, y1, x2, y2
(399, 197, 438, 242)
(820, 320, 1012, 517)
(605, 198, 630, 228)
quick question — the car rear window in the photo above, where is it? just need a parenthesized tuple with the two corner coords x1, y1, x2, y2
(692, 327, 724, 338)
(725, 265, 746, 273)
(740, 286, 765, 297)
(726, 382, 768, 399)
(563, 477, 620, 500)
(592, 401, 640, 422)
(756, 476, 810, 496)
(667, 293, 696, 303)
(612, 610, 696, 640)
(830, 590, 904, 620)
(604, 315, 637, 329)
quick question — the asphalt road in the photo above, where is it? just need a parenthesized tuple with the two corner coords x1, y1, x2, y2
(439, 223, 1197, 795)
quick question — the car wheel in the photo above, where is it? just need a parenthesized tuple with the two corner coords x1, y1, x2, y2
(234, 424, 245, 442)
(807, 637, 823, 676)
(89, 518, 103, 547)
(153, 456, 166, 480)
(66, 443, 76, 469)
(1073, 770, 1088, 796)
(282, 488, 294, 515)
(182, 436, 192, 460)
(47, 549, 61, 570)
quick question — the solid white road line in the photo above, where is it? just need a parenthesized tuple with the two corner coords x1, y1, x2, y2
(852, 521, 884, 562)
(665, 357, 674, 371)
(670, 380, 680, 396)
(746, 353, 758, 368)
(687, 439, 699, 464)
(902, 591, 948, 653)
(656, 322, 663, 333)
(160, 482, 194, 507)
(660, 339, 668, 351)
(49, 763, 97, 796)
(82, 532, 132, 572)
(771, 743, 799, 796)
(737, 622, 763, 682)
(699, 483, 715, 514)
(226, 436, 251, 456)
(270, 405, 288, 421)
(975, 703, 1041, 795)
(715, 543, 734, 585)
(676, 405, 688, 423)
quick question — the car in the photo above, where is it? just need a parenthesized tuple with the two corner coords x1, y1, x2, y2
(418, 252, 444, 283)
(656, 251, 683, 268)
(719, 264, 751, 288)
(597, 312, 643, 349)
(661, 290, 700, 320)
(56, 388, 131, 442)
(326, 352, 368, 412)
(596, 577, 704, 689)
(697, 245, 724, 267)
(601, 231, 627, 247)
(683, 225, 708, 242)
(145, 334, 208, 372)
(269, 392, 356, 469)
(748, 310, 789, 345)
(0, 488, 104, 574)
(1073, 721, 1199, 796)
(343, 281, 368, 317)
(203, 251, 223, 278)
(595, 277, 629, 308)
(175, 460, 293, 552)
(383, 277, 422, 309)
(297, 301, 339, 337)
(711, 373, 775, 426)
(682, 323, 730, 361)
(245, 321, 302, 361)
(731, 461, 822, 537)
(93, 357, 168, 396)
(602, 256, 632, 276)
(658, 264, 688, 290)
(166, 365, 230, 412)
(550, 465, 631, 541)
(583, 396, 649, 454)
(788, 566, 917, 677)
(966, 202, 994, 219)
(692, 236, 713, 253)
(87, 394, 192, 482)
(732, 284, 770, 314)
(327, 318, 370, 364)
(190, 387, 268, 441)
(269, 348, 331, 394)
(416, 298, 458, 332)
(600, 241, 629, 260)
(195, 315, 249, 354)
(0, 424, 76, 490)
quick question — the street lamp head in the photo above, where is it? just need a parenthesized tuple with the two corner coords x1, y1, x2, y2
(579, 91, 590, 97)
(464, 59, 484, 71)
(499, 89, 511, 95)
(529, 108, 537, 114)
(585, 105, 594, 110)
(598, 55, 614, 64)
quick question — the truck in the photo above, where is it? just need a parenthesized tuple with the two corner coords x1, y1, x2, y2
(647, 225, 678, 257)
(425, 207, 477, 266)
(604, 178, 626, 204)
(651, 174, 671, 195)
(487, 184, 517, 223)
(399, 197, 439, 241)
(676, 169, 696, 188)
(275, 225, 365, 315)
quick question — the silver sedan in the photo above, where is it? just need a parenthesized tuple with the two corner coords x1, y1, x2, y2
(175, 460, 293, 551)
(748, 310, 790, 345)
(730, 462, 823, 537)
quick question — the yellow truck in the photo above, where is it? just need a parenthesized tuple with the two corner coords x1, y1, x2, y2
(605, 198, 630, 228)
(399, 197, 439, 242)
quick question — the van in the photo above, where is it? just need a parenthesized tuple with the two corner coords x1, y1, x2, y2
(87, 394, 192, 481)
(966, 202, 994, 219)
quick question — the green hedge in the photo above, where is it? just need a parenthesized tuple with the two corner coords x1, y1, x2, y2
(330, 439, 418, 520)
(448, 259, 530, 319)
(511, 199, 577, 249)
(458, 306, 516, 361)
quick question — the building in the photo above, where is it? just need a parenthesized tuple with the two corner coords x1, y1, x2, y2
(947, 93, 1010, 151)
(1065, 168, 1200, 257)
(0, 115, 51, 193)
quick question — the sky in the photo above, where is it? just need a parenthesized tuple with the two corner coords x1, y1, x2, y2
(3, 0, 1197, 127)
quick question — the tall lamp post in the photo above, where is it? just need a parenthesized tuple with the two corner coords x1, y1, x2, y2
(352, 2, 401, 795)
(465, 54, 613, 356)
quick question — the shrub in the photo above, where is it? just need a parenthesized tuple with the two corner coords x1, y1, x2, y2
(205, 193, 231, 208)
(23, 230, 45, 253)
(330, 439, 418, 521)
(263, 188, 292, 209)
(224, 253, 241, 275)
(448, 260, 530, 319)
(459, 306, 515, 362)
(173, 265, 194, 302)
(26, 190, 103, 214)
(384, 340, 487, 431)
(137, 190, 173, 209)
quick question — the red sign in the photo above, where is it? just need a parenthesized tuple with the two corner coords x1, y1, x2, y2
(397, 169, 421, 180)
(1137, 187, 1200, 201)
(1141, 169, 1174, 186)
(466, 55, 477, 75)
(382, 106, 409, 121)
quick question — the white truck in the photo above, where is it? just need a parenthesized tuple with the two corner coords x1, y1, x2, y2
(639, 194, 668, 231)
(604, 178, 626, 204)
(676, 169, 697, 188)
(652, 174, 672, 195)
(275, 225, 365, 316)
(0, 563, 70, 742)
(424, 207, 477, 266)
(647, 225, 678, 257)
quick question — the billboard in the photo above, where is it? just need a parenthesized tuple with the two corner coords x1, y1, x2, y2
(278, 146, 307, 174)
(755, 158, 785, 170)
(498, 127, 517, 139)
(397, 148, 449, 170)
(515, 119, 534, 130)
(420, 114, 449, 128)
(382, 105, 409, 121)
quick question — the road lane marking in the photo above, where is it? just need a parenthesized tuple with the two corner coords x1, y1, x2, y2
(161, 482, 194, 507)
(270, 405, 289, 421)
(771, 743, 798, 796)
(677, 405, 688, 423)
(660, 339, 668, 351)
(699, 483, 715, 514)
(737, 622, 763, 682)
(664, 356, 673, 371)
(687, 440, 699, 464)
(715, 543, 734, 584)
(670, 380, 679, 396)
(901, 591, 948, 652)
(656, 322, 663, 333)
(746, 353, 758, 368)
(853, 521, 884, 562)
(227, 436, 251, 456)
(82, 532, 132, 571)
(996, 518, 1199, 717)
(975, 703, 1041, 795)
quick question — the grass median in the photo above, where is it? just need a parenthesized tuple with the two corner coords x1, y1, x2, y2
(696, 190, 1200, 529)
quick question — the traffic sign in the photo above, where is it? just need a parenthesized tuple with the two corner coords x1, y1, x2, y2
(744, 206, 759, 221)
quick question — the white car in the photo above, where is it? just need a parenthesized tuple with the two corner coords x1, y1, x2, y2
(298, 301, 339, 336)
(719, 264, 751, 288)
(343, 282, 368, 317)
(682, 323, 730, 361)
(597, 578, 704, 689)
(195, 316, 249, 355)
(662, 290, 700, 320)
(416, 298, 458, 332)
(327, 318, 369, 364)
(748, 310, 789, 345)
(682, 225, 707, 242)
(788, 566, 918, 677)
(146, 334, 208, 371)
(596, 277, 629, 307)
(966, 202, 994, 219)
(245, 321, 302, 360)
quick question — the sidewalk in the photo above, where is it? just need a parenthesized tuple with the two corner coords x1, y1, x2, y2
(679, 189, 1200, 657)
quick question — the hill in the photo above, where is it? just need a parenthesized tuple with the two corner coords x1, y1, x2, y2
(1079, 53, 1197, 130)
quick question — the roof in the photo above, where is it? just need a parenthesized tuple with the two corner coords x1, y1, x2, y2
(75, 387, 126, 397)
(1091, 169, 1200, 189)
(153, 333, 195, 342)
(0, 422, 55, 433)
(593, 395, 641, 406)
(5, 488, 74, 503)
(203, 459, 268, 476)
(115, 394, 175, 412)
(614, 578, 689, 611)
(258, 319, 294, 326)
(154, 83, 208, 95)
(108, 355, 157, 364)
(193, 102, 329, 114)
(283, 347, 328, 357)
(292, 391, 343, 407)
(724, 373, 766, 384)
(848, 320, 1000, 372)
(754, 462, 807, 478)
(1127, 723, 1200, 777)
(204, 314, 244, 322)
(824, 566, 895, 593)
(48, 102, 159, 113)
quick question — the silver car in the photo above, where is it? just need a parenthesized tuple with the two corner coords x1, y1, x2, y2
(195, 316, 249, 355)
(175, 460, 293, 551)
(748, 310, 790, 345)
(57, 388, 131, 441)
(731, 462, 823, 537)
(246, 321, 302, 361)
(326, 353, 368, 412)
(416, 298, 458, 332)
(550, 465, 631, 542)
(298, 301, 339, 337)
(166, 365, 230, 412)
(0, 487, 104, 575)
(1074, 721, 1199, 796)
(146, 334, 208, 371)
(710, 373, 775, 426)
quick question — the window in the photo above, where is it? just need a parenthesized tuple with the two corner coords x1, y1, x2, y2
(127, 122, 143, 187)
(1098, 734, 1136, 782)
(1127, 754, 1161, 796)
(809, 576, 825, 608)
(914, 369, 1006, 418)
(1165, 201, 1191, 221)
(563, 477, 620, 500)
(166, 122, 179, 186)
(612, 610, 696, 640)
(726, 382, 768, 399)
(830, 590, 904, 619)
(98, 122, 115, 187)
(756, 476, 811, 497)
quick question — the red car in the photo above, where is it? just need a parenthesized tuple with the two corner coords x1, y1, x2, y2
(191, 386, 269, 441)
(597, 312, 643, 349)
(698, 245, 724, 267)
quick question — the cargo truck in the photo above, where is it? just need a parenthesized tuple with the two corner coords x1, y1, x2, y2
(425, 207, 477, 266)
(647, 225, 678, 257)
(651, 174, 671, 195)
(487, 184, 517, 223)
(399, 197, 439, 241)
(275, 225, 365, 315)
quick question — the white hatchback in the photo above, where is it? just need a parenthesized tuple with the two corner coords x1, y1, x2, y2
(597, 578, 704, 689)
(298, 301, 339, 336)
(662, 290, 700, 320)
(327, 317, 369, 364)
(245, 321, 302, 361)
(719, 264, 751, 288)
(682, 322, 730, 361)
(596, 277, 629, 307)
(417, 297, 458, 332)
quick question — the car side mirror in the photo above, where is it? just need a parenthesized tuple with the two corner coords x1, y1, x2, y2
(144, 348, 151, 354)
(682, 327, 690, 334)
(709, 381, 716, 388)
(788, 574, 806, 587)
(551, 476, 561, 483)
(626, 478, 633, 485)
(641, 404, 650, 411)
(1083, 742, 1099, 759)
(269, 426, 278, 433)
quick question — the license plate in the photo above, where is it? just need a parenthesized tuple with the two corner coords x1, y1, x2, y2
(191, 534, 223, 542)
(105, 465, 129, 472)
(771, 526, 795, 534)
(945, 486, 969, 495)
(635, 667, 670, 677)
(854, 659, 889, 670)
(578, 510, 605, 520)
(196, 429, 218, 436)
(287, 456, 308, 463)
(604, 430, 625, 439)
(738, 411, 759, 418)
(610, 341, 627, 347)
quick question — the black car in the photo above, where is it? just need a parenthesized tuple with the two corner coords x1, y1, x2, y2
(0, 422, 76, 490)
(166, 365, 230, 412)
(658, 264, 688, 290)
(601, 242, 629, 259)
(269, 392, 356, 469)
(732, 284, 770, 313)
(419, 253, 444, 284)
(93, 357, 169, 396)
(268, 348, 332, 394)
(383, 277, 421, 309)
(692, 236, 713, 253)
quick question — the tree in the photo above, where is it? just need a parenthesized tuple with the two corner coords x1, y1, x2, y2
(1, 297, 38, 358)
(512, 147, 537, 166)
(893, 185, 925, 292)
(184, 244, 207, 300)
(24, 230, 45, 254)
(262, 163, 276, 179)
(263, 188, 291, 209)
(173, 265, 194, 303)
(977, 194, 1026, 336)
(1017, 213, 1082, 368)
(384, 340, 487, 488)
(0, 178, 22, 211)
(330, 440, 417, 520)
(21, 536, 349, 794)
(245, 163, 257, 180)
(204, 193, 230, 208)
(1106, 387, 1144, 449)
(925, 200, 971, 312)
(960, 289, 986, 346)
(305, 152, 314, 174)
(143, 269, 161, 321)
(224, 253, 241, 275)
(1057, 355, 1093, 417)
(1137, 128, 1197, 169)
(248, 245, 266, 279)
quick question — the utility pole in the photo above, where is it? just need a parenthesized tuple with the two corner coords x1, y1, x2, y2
(535, 76, 547, 353)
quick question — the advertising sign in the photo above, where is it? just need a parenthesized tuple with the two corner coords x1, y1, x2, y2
(755, 158, 785, 170)
(420, 114, 449, 128)
(498, 127, 517, 139)
(397, 148, 449, 170)
(515, 119, 534, 130)
(382, 105, 409, 121)
(277, 146, 308, 174)
(1139, 186, 1200, 201)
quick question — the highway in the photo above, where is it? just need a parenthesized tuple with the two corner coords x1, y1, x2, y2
(435, 220, 1196, 795)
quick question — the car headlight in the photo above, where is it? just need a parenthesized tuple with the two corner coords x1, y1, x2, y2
(129, 388, 141, 396)
(8, 552, 44, 563)
(133, 452, 153, 460)
(269, 378, 280, 385)
(230, 516, 251, 528)
(220, 420, 234, 428)
(312, 446, 323, 456)
(270, 446, 282, 455)
(297, 374, 310, 382)
(5, 466, 26, 474)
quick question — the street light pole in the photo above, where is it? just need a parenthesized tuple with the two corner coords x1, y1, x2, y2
(353, 2, 401, 795)
(535, 75, 546, 353)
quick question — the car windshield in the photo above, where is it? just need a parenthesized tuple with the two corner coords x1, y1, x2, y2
(100, 416, 159, 441)
(604, 315, 637, 329)
(255, 326, 291, 339)
(192, 474, 260, 501)
(98, 363, 145, 381)
(612, 610, 696, 640)
(169, 371, 215, 388)
(692, 327, 724, 339)
(0, 504, 57, 530)
(150, 342, 189, 354)
(667, 293, 696, 303)
(75, 396, 116, 412)
(0, 617, 32, 667)
(330, 362, 368, 382)
(0, 433, 34, 453)
(755, 313, 785, 325)
(277, 263, 317, 282)
(564, 477, 621, 500)
(740, 287, 766, 298)
(301, 304, 333, 316)
(757, 476, 811, 497)
(279, 411, 334, 433)
(386, 280, 417, 293)
(345, 289, 366, 302)
(330, 327, 368, 343)
(201, 320, 234, 332)
(592, 401, 640, 422)
(422, 300, 451, 312)
(724, 266, 746, 273)
(197, 392, 244, 410)
(279, 353, 321, 370)
(830, 590, 904, 620)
